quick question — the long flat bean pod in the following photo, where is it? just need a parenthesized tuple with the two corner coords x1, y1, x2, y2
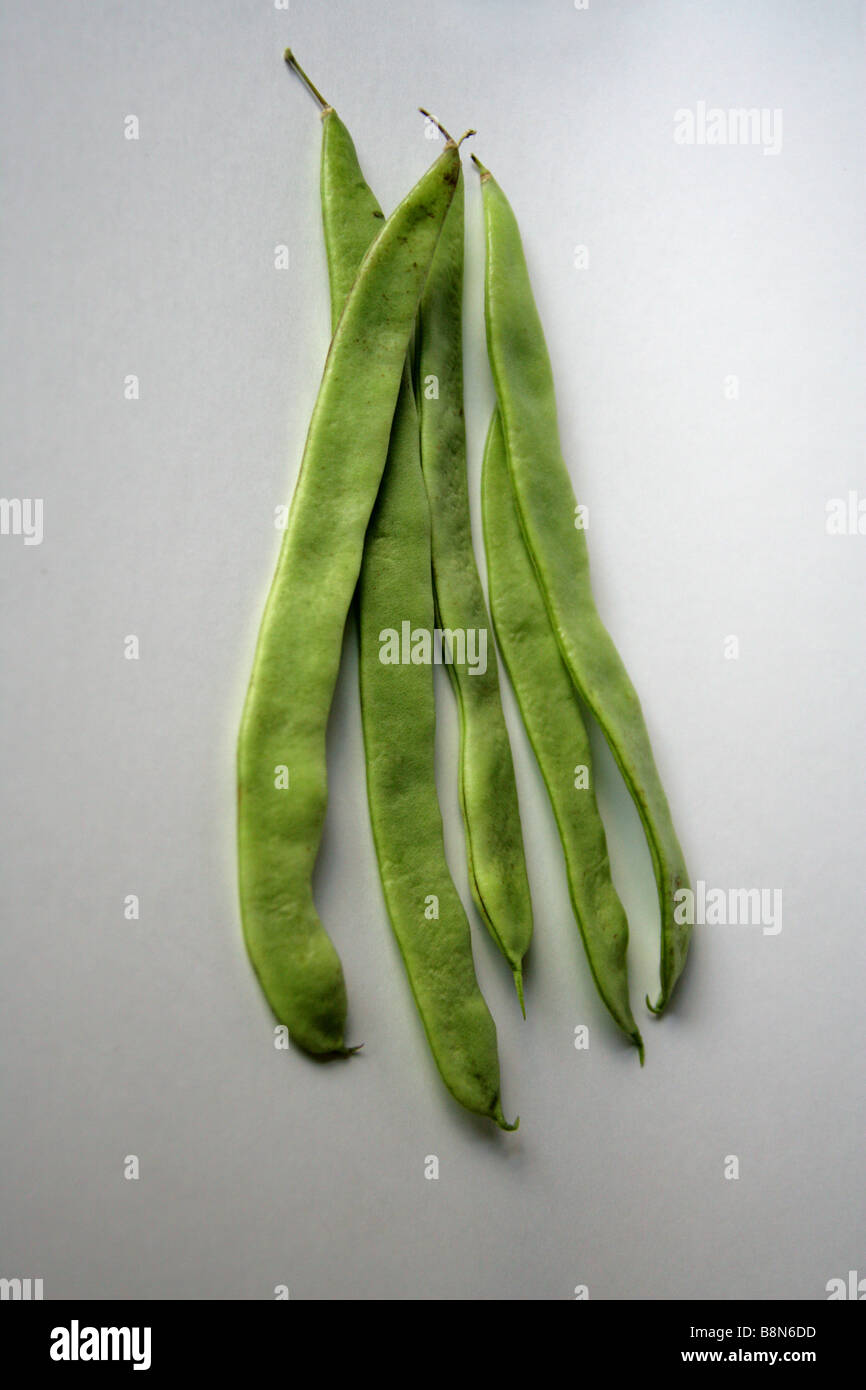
(483, 409, 642, 1057)
(474, 156, 691, 1014)
(287, 56, 515, 1124)
(359, 371, 516, 1127)
(236, 130, 459, 1055)
(416, 165, 533, 1009)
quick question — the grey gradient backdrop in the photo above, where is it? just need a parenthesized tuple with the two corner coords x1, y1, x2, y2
(1, 0, 864, 1299)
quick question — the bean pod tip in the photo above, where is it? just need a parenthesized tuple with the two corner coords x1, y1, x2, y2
(513, 969, 526, 1020)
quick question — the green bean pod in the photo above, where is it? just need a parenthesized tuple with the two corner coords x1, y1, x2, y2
(320, 115, 385, 328)
(474, 156, 691, 1014)
(236, 132, 459, 1055)
(416, 168, 533, 1009)
(483, 409, 643, 1057)
(296, 69, 515, 1125)
(359, 373, 516, 1128)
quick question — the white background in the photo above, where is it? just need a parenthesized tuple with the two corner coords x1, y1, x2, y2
(1, 0, 864, 1299)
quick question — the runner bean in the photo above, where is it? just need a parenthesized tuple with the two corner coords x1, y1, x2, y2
(416, 164, 533, 1010)
(473, 155, 691, 1013)
(236, 120, 459, 1054)
(483, 408, 643, 1056)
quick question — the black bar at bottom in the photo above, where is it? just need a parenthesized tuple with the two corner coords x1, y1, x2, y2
(2, 1297, 862, 1373)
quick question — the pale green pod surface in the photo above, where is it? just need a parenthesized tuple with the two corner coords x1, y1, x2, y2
(417, 169, 533, 1008)
(359, 371, 517, 1129)
(483, 410, 643, 1056)
(237, 144, 460, 1054)
(475, 159, 691, 1013)
(320, 108, 386, 329)
(312, 105, 514, 1125)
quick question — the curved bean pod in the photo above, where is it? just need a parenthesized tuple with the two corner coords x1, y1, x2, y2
(483, 409, 643, 1057)
(416, 167, 533, 1009)
(474, 156, 691, 1014)
(359, 373, 516, 1128)
(237, 131, 459, 1055)
(292, 62, 515, 1124)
